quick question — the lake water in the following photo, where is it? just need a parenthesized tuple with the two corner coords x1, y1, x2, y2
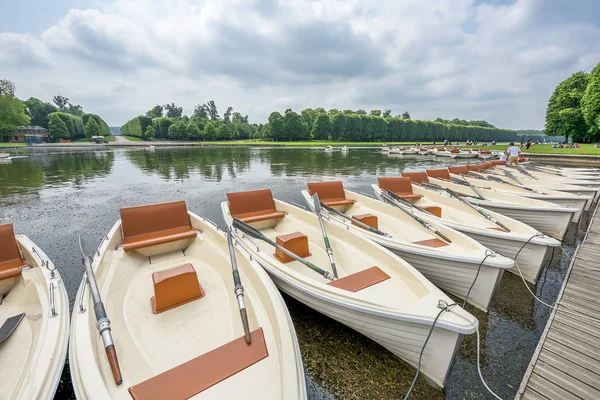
(0, 147, 584, 399)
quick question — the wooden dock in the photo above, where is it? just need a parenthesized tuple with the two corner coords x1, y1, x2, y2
(516, 208, 600, 399)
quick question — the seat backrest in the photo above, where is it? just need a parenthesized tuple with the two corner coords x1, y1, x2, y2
(307, 181, 346, 201)
(467, 164, 482, 171)
(120, 201, 191, 239)
(491, 160, 506, 166)
(426, 168, 451, 180)
(401, 171, 429, 183)
(378, 177, 414, 194)
(0, 224, 23, 265)
(227, 189, 277, 218)
(448, 165, 470, 175)
(483, 161, 494, 168)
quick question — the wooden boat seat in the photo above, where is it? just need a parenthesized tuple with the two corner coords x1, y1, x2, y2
(307, 181, 355, 207)
(328, 266, 390, 292)
(480, 150, 492, 154)
(426, 169, 451, 180)
(483, 162, 494, 168)
(151, 264, 204, 314)
(128, 328, 268, 400)
(352, 214, 379, 230)
(119, 201, 197, 254)
(423, 206, 442, 218)
(0, 224, 27, 282)
(450, 149, 460, 153)
(227, 189, 286, 226)
(377, 177, 422, 200)
(467, 164, 483, 171)
(401, 171, 429, 184)
(491, 160, 506, 166)
(274, 232, 311, 263)
(448, 166, 469, 175)
(412, 238, 449, 248)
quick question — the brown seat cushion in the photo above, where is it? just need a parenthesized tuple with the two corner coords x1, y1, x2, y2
(491, 160, 506, 166)
(483, 161, 494, 168)
(120, 201, 197, 252)
(0, 224, 27, 281)
(422, 206, 442, 218)
(448, 165, 470, 175)
(227, 189, 286, 223)
(426, 169, 451, 180)
(328, 266, 390, 292)
(307, 181, 355, 207)
(467, 164, 483, 171)
(377, 177, 422, 200)
(401, 171, 429, 184)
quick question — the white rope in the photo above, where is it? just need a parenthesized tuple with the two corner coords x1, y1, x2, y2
(450, 310, 504, 400)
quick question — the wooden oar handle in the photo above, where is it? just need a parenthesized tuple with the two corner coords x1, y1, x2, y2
(106, 344, 123, 385)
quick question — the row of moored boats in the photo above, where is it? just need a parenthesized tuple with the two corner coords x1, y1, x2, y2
(2, 161, 599, 399)
(382, 145, 500, 159)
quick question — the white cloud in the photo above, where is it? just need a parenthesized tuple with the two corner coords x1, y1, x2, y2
(0, 0, 599, 129)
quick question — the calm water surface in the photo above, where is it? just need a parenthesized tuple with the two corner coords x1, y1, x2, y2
(0, 147, 584, 399)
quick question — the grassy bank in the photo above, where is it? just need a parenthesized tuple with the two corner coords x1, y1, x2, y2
(0, 143, 27, 147)
(195, 140, 441, 147)
(121, 135, 157, 142)
(456, 143, 600, 155)
(73, 135, 116, 143)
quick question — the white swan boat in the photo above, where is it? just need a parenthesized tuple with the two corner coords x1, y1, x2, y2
(401, 147, 419, 155)
(301, 181, 514, 312)
(370, 179, 560, 284)
(0, 224, 69, 400)
(222, 189, 477, 387)
(402, 168, 578, 240)
(450, 149, 478, 159)
(70, 201, 306, 399)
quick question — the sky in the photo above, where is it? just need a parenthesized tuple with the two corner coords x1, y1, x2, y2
(1, 0, 599, 129)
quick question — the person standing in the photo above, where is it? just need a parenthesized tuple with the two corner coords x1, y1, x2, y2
(507, 142, 521, 165)
(526, 138, 532, 150)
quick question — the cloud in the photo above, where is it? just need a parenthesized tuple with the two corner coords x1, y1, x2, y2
(0, 0, 599, 129)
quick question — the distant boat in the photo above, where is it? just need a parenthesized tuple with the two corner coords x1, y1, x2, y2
(341, 146, 349, 152)
(145, 145, 155, 151)
(381, 145, 390, 152)
(0, 152, 10, 158)
(324, 145, 332, 151)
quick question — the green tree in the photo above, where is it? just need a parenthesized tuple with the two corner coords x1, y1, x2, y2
(330, 113, 347, 141)
(144, 125, 156, 139)
(48, 113, 69, 140)
(67, 103, 84, 117)
(24, 98, 58, 129)
(268, 111, 285, 141)
(53, 95, 70, 111)
(207, 100, 219, 120)
(370, 109, 381, 117)
(356, 109, 367, 115)
(545, 71, 589, 141)
(164, 103, 183, 118)
(344, 114, 362, 141)
(0, 95, 30, 141)
(283, 110, 308, 141)
(224, 106, 233, 123)
(582, 62, 600, 137)
(84, 116, 100, 137)
(311, 113, 332, 140)
(0, 79, 16, 96)
(217, 124, 232, 140)
(203, 121, 217, 140)
(187, 121, 200, 140)
(146, 105, 164, 118)
(192, 104, 209, 119)
(301, 108, 317, 132)
(402, 111, 411, 119)
(382, 109, 392, 118)
(168, 120, 187, 140)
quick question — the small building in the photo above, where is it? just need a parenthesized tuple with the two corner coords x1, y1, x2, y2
(13, 126, 49, 144)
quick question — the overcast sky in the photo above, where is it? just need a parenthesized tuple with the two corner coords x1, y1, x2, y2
(1, 0, 599, 129)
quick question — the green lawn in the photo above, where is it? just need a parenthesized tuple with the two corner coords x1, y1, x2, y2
(73, 135, 116, 143)
(195, 140, 441, 147)
(121, 135, 157, 142)
(0, 142, 27, 147)
(455, 143, 600, 155)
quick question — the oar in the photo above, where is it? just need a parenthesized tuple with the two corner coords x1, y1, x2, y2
(384, 190, 435, 216)
(312, 193, 339, 278)
(79, 236, 122, 385)
(421, 181, 484, 200)
(459, 175, 486, 200)
(318, 201, 392, 238)
(444, 188, 511, 232)
(232, 218, 336, 281)
(380, 191, 452, 243)
(517, 166, 538, 180)
(226, 229, 252, 344)
(485, 174, 544, 194)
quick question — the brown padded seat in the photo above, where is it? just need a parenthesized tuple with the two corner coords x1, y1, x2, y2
(0, 224, 27, 281)
(483, 161, 494, 168)
(377, 177, 422, 200)
(328, 266, 390, 292)
(467, 164, 483, 171)
(227, 189, 286, 223)
(426, 169, 451, 180)
(401, 171, 429, 184)
(491, 160, 506, 166)
(120, 201, 197, 252)
(307, 181, 355, 207)
(128, 328, 268, 400)
(448, 166, 470, 175)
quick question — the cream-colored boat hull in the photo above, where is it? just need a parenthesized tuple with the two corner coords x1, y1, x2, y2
(0, 236, 69, 400)
(69, 214, 306, 399)
(222, 200, 478, 387)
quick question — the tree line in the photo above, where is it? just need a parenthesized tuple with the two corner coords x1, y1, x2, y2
(545, 61, 600, 142)
(121, 102, 529, 143)
(0, 79, 110, 142)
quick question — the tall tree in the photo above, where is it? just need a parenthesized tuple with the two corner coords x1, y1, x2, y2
(207, 100, 220, 120)
(545, 71, 589, 141)
(144, 124, 156, 139)
(311, 114, 332, 140)
(203, 121, 217, 140)
(217, 124, 232, 140)
(187, 121, 200, 140)
(582, 62, 600, 137)
(48, 113, 69, 140)
(268, 111, 285, 141)
(344, 114, 363, 141)
(84, 117, 100, 137)
(370, 109, 381, 117)
(402, 111, 411, 119)
(146, 104, 164, 118)
(164, 102, 183, 118)
(24, 97, 58, 128)
(301, 108, 317, 132)
(330, 112, 347, 141)
(192, 104, 209, 119)
(224, 106, 233, 123)
(283, 110, 308, 141)
(356, 109, 367, 115)
(382, 109, 392, 118)
(53, 95, 70, 111)
(67, 103, 84, 117)
(0, 79, 16, 96)
(0, 95, 30, 141)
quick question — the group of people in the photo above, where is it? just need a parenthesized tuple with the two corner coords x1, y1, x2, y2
(500, 142, 522, 165)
